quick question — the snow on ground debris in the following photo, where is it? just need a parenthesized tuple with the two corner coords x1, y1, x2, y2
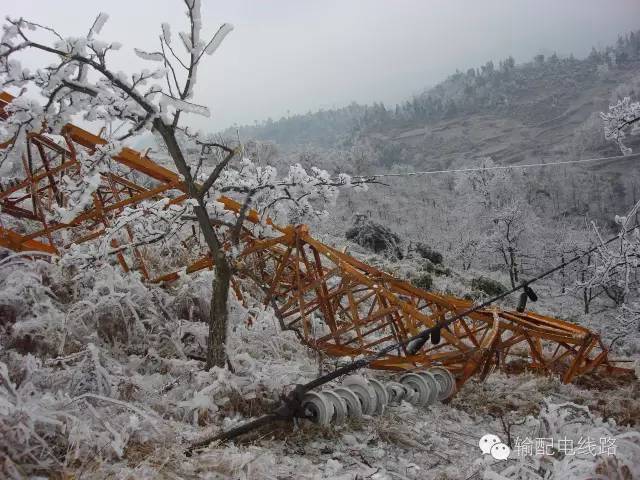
(0, 252, 638, 479)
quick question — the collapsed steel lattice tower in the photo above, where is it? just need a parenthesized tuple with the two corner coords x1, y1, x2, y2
(0, 91, 631, 390)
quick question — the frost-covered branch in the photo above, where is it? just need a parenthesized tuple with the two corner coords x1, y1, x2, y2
(0, 3, 366, 373)
(584, 200, 640, 319)
(601, 96, 640, 155)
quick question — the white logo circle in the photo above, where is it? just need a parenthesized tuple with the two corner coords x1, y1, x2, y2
(490, 442, 511, 460)
(479, 434, 501, 454)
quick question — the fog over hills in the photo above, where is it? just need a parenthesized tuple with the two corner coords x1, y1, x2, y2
(226, 31, 640, 164)
(213, 31, 640, 247)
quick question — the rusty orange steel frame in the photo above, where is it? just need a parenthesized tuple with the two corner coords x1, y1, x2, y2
(0, 91, 631, 389)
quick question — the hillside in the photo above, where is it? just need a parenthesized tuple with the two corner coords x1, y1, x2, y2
(222, 32, 640, 272)
(229, 31, 640, 168)
(2, 6, 640, 480)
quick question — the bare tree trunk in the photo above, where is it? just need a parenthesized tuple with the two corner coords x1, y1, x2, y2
(582, 284, 590, 314)
(580, 257, 590, 314)
(207, 251, 231, 369)
(154, 119, 231, 369)
(509, 246, 519, 286)
(560, 254, 566, 294)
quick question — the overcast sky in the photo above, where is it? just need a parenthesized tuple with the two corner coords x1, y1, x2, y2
(5, 1, 640, 132)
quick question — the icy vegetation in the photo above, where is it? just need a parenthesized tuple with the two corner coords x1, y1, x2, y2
(1, 247, 639, 479)
(345, 215, 404, 260)
(1, 2, 640, 478)
(0, 252, 317, 477)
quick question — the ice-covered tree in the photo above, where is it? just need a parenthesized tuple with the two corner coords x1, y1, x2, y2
(450, 158, 546, 286)
(601, 96, 640, 155)
(583, 202, 640, 339)
(568, 99, 640, 338)
(0, 1, 365, 369)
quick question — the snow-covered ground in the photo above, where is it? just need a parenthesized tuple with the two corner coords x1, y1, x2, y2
(1, 244, 639, 479)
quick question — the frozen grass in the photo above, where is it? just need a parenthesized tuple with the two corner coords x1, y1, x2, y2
(1, 250, 639, 479)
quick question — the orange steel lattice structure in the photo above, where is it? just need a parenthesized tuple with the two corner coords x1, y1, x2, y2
(0, 91, 631, 389)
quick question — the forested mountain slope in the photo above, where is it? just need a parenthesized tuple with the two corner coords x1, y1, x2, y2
(228, 31, 640, 169)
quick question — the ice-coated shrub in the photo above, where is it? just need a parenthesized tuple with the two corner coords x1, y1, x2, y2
(411, 273, 433, 291)
(345, 215, 403, 260)
(471, 276, 507, 297)
(415, 243, 443, 265)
